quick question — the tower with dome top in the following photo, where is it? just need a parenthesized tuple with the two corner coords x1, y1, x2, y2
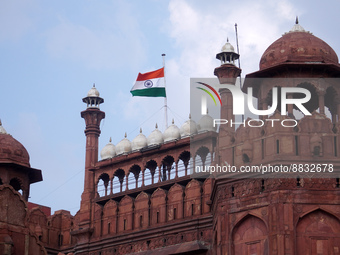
(211, 19, 340, 254)
(73, 84, 105, 243)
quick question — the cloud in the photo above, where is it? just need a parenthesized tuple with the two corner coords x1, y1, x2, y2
(161, 0, 298, 124)
(167, 0, 297, 75)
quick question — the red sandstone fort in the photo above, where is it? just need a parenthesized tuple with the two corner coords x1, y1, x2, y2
(1, 20, 340, 255)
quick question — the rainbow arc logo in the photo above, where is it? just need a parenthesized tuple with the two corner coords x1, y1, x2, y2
(196, 82, 222, 106)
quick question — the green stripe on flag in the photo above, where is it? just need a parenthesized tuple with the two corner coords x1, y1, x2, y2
(130, 87, 166, 97)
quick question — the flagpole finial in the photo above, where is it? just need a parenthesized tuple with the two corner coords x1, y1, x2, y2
(162, 53, 166, 56)
(155, 123, 158, 129)
(124, 132, 127, 138)
(109, 137, 112, 143)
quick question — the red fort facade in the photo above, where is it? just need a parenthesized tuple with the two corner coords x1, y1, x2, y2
(1, 21, 340, 255)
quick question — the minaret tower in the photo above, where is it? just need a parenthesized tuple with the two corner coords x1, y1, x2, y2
(214, 39, 242, 128)
(79, 84, 105, 228)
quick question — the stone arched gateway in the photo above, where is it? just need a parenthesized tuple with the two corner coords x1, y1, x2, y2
(296, 209, 340, 255)
(232, 215, 268, 255)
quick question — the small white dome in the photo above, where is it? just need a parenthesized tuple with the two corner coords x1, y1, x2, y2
(100, 138, 116, 160)
(180, 114, 198, 137)
(221, 39, 235, 53)
(0, 120, 7, 134)
(116, 133, 132, 155)
(163, 120, 181, 142)
(289, 17, 306, 33)
(147, 124, 163, 146)
(198, 112, 217, 132)
(87, 84, 100, 97)
(131, 128, 147, 150)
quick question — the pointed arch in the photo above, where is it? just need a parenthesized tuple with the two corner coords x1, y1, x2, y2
(296, 209, 340, 254)
(134, 192, 150, 229)
(113, 168, 125, 193)
(162, 155, 175, 181)
(102, 200, 118, 235)
(184, 179, 202, 217)
(97, 173, 110, 197)
(118, 195, 134, 232)
(129, 164, 142, 189)
(195, 146, 210, 168)
(168, 184, 184, 221)
(178, 150, 191, 177)
(28, 207, 48, 226)
(150, 188, 167, 225)
(232, 214, 268, 255)
(145, 160, 157, 185)
(9, 177, 24, 196)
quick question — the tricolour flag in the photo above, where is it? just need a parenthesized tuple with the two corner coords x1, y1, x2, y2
(130, 67, 166, 97)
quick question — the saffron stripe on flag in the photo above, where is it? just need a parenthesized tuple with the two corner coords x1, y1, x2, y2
(136, 67, 164, 81)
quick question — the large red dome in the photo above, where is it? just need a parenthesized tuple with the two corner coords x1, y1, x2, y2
(259, 30, 339, 70)
(0, 133, 30, 167)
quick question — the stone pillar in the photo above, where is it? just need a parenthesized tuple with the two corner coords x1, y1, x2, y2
(158, 165, 162, 183)
(318, 91, 325, 114)
(175, 160, 179, 178)
(126, 173, 129, 190)
(110, 179, 113, 195)
(142, 169, 145, 187)
(80, 107, 105, 228)
(337, 102, 340, 123)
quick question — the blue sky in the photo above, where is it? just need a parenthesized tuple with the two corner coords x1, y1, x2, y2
(1, 0, 340, 214)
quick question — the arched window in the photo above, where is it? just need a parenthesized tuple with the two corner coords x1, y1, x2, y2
(162, 155, 175, 181)
(196, 146, 209, 169)
(144, 168, 152, 186)
(97, 173, 110, 197)
(112, 176, 121, 194)
(145, 160, 158, 185)
(114, 169, 125, 193)
(97, 179, 105, 197)
(178, 151, 191, 177)
(9, 178, 23, 195)
(297, 210, 340, 254)
(129, 164, 141, 189)
(153, 167, 160, 183)
(233, 215, 268, 254)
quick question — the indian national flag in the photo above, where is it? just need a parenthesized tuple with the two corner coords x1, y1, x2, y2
(130, 67, 166, 97)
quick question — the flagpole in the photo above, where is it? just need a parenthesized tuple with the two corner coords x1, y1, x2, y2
(162, 53, 168, 129)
